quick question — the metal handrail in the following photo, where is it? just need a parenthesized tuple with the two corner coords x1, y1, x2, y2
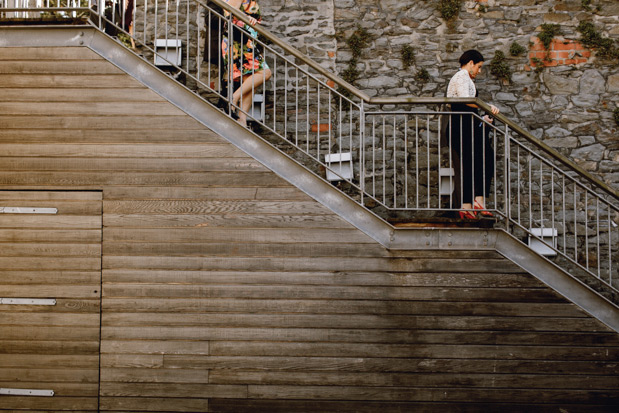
(206, 0, 618, 202)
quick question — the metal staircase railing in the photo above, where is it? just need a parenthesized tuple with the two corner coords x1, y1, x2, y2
(1, 0, 618, 297)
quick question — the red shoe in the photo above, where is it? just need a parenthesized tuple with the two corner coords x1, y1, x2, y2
(474, 200, 493, 217)
(459, 210, 478, 220)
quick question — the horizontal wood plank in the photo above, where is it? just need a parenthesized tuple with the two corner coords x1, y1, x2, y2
(100, 284, 561, 302)
(100, 269, 542, 288)
(0, 74, 144, 88)
(0, 87, 166, 102)
(0, 157, 268, 173)
(0, 128, 223, 143)
(0, 46, 103, 60)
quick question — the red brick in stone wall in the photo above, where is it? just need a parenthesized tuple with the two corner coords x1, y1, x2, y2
(527, 37, 591, 70)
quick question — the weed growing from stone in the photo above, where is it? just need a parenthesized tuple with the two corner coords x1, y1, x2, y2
(614, 108, 619, 127)
(414, 68, 430, 84)
(489, 50, 512, 81)
(346, 26, 372, 61)
(336, 27, 372, 109)
(401, 45, 415, 70)
(581, 0, 592, 11)
(510, 42, 526, 57)
(531, 57, 545, 73)
(538, 23, 561, 58)
(438, 0, 462, 22)
(577, 21, 619, 60)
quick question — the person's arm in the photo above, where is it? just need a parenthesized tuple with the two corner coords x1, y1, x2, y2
(225, 0, 258, 25)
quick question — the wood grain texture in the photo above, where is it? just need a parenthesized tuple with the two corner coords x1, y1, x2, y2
(0, 44, 617, 412)
(0, 190, 101, 412)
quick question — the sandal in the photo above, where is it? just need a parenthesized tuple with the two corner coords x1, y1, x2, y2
(474, 200, 493, 217)
(459, 210, 478, 220)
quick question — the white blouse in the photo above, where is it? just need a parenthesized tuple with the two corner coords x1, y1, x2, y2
(447, 68, 476, 98)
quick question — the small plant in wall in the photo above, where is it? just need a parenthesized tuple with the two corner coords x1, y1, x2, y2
(336, 26, 372, 107)
(530, 57, 545, 73)
(614, 108, 619, 127)
(401, 45, 416, 70)
(509, 42, 526, 57)
(577, 21, 619, 61)
(489, 50, 512, 82)
(414, 68, 431, 84)
(538, 23, 561, 60)
(438, 0, 462, 22)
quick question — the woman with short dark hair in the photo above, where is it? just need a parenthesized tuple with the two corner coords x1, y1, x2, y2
(446, 49, 500, 219)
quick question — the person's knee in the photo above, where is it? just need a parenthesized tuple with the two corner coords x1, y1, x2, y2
(263, 68, 272, 81)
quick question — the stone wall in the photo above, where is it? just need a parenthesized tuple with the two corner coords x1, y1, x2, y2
(259, 0, 619, 189)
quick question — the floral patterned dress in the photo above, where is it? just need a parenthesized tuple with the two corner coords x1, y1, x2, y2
(221, 0, 269, 81)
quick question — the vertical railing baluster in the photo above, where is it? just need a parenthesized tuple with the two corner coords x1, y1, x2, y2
(540, 158, 544, 243)
(516, 142, 521, 226)
(596, 197, 600, 279)
(404, 114, 408, 209)
(295, 69, 299, 147)
(415, 115, 419, 209)
(382, 116, 386, 205)
(562, 175, 566, 255)
(426, 115, 430, 209)
(285, 60, 289, 141)
(585, 191, 589, 271)
(359, 100, 365, 203)
(316, 82, 320, 159)
(608, 203, 612, 285)
(574, 185, 578, 266)
(393, 116, 397, 208)
(551, 167, 555, 256)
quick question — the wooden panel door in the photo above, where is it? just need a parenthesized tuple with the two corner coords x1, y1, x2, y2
(0, 191, 102, 411)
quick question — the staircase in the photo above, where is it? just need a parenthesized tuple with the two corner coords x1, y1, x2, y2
(1, 1, 619, 411)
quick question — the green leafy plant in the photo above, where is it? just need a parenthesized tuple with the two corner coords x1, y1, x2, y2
(581, 0, 592, 11)
(577, 21, 619, 60)
(478, 4, 487, 13)
(336, 27, 372, 108)
(438, 0, 462, 21)
(346, 26, 372, 61)
(614, 108, 619, 127)
(489, 50, 512, 80)
(531, 57, 545, 73)
(538, 23, 561, 51)
(414, 68, 430, 84)
(401, 45, 415, 70)
(509, 42, 526, 57)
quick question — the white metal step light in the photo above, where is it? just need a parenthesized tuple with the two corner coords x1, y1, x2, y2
(324, 152, 353, 182)
(528, 227, 558, 257)
(439, 167, 455, 196)
(154, 39, 182, 67)
(0, 388, 54, 396)
(248, 94, 265, 122)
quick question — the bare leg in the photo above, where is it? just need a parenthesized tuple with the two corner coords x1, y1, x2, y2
(232, 69, 271, 118)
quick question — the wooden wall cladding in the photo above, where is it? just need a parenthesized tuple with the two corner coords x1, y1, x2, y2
(0, 190, 102, 411)
(0, 45, 618, 412)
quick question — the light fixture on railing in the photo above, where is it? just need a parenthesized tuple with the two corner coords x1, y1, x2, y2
(154, 39, 182, 67)
(324, 152, 353, 182)
(528, 227, 558, 257)
(439, 167, 455, 196)
(248, 94, 265, 122)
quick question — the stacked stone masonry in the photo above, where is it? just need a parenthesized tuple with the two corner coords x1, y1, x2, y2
(258, 0, 618, 189)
